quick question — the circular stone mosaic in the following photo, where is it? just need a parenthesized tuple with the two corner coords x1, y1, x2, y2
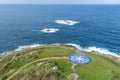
(69, 53, 91, 64)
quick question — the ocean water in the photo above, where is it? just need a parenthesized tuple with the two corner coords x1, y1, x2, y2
(0, 5, 120, 56)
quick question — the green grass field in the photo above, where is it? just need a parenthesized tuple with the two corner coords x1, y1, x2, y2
(0, 44, 120, 80)
(76, 52, 120, 80)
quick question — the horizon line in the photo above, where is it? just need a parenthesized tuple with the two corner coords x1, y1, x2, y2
(0, 3, 120, 5)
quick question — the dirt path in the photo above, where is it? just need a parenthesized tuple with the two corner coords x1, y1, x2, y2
(0, 54, 9, 62)
(0, 55, 16, 71)
(71, 63, 78, 80)
(7, 57, 68, 80)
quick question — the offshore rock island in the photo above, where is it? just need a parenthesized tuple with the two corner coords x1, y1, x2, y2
(0, 44, 120, 80)
(55, 20, 79, 26)
(41, 28, 59, 33)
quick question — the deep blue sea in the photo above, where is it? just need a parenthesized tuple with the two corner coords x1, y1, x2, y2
(0, 5, 120, 56)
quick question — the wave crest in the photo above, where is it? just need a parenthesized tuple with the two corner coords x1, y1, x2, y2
(1, 43, 120, 58)
(15, 44, 42, 51)
(65, 43, 120, 58)
(1, 44, 43, 54)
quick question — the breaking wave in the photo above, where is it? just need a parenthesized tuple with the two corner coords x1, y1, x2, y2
(1, 44, 43, 54)
(1, 43, 120, 58)
(15, 44, 42, 51)
(65, 43, 120, 58)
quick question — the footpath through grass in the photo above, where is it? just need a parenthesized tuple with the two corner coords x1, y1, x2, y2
(0, 44, 120, 80)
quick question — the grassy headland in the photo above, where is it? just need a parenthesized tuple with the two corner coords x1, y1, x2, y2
(0, 44, 120, 80)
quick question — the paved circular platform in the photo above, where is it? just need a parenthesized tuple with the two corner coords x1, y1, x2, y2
(69, 53, 91, 64)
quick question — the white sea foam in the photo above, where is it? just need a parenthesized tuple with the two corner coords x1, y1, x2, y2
(65, 43, 83, 50)
(41, 28, 59, 33)
(1, 43, 120, 58)
(55, 20, 79, 26)
(15, 44, 42, 51)
(65, 43, 120, 58)
(0, 44, 43, 54)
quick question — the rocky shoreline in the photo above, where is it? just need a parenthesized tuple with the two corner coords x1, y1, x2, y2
(0, 43, 120, 63)
(63, 43, 120, 63)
